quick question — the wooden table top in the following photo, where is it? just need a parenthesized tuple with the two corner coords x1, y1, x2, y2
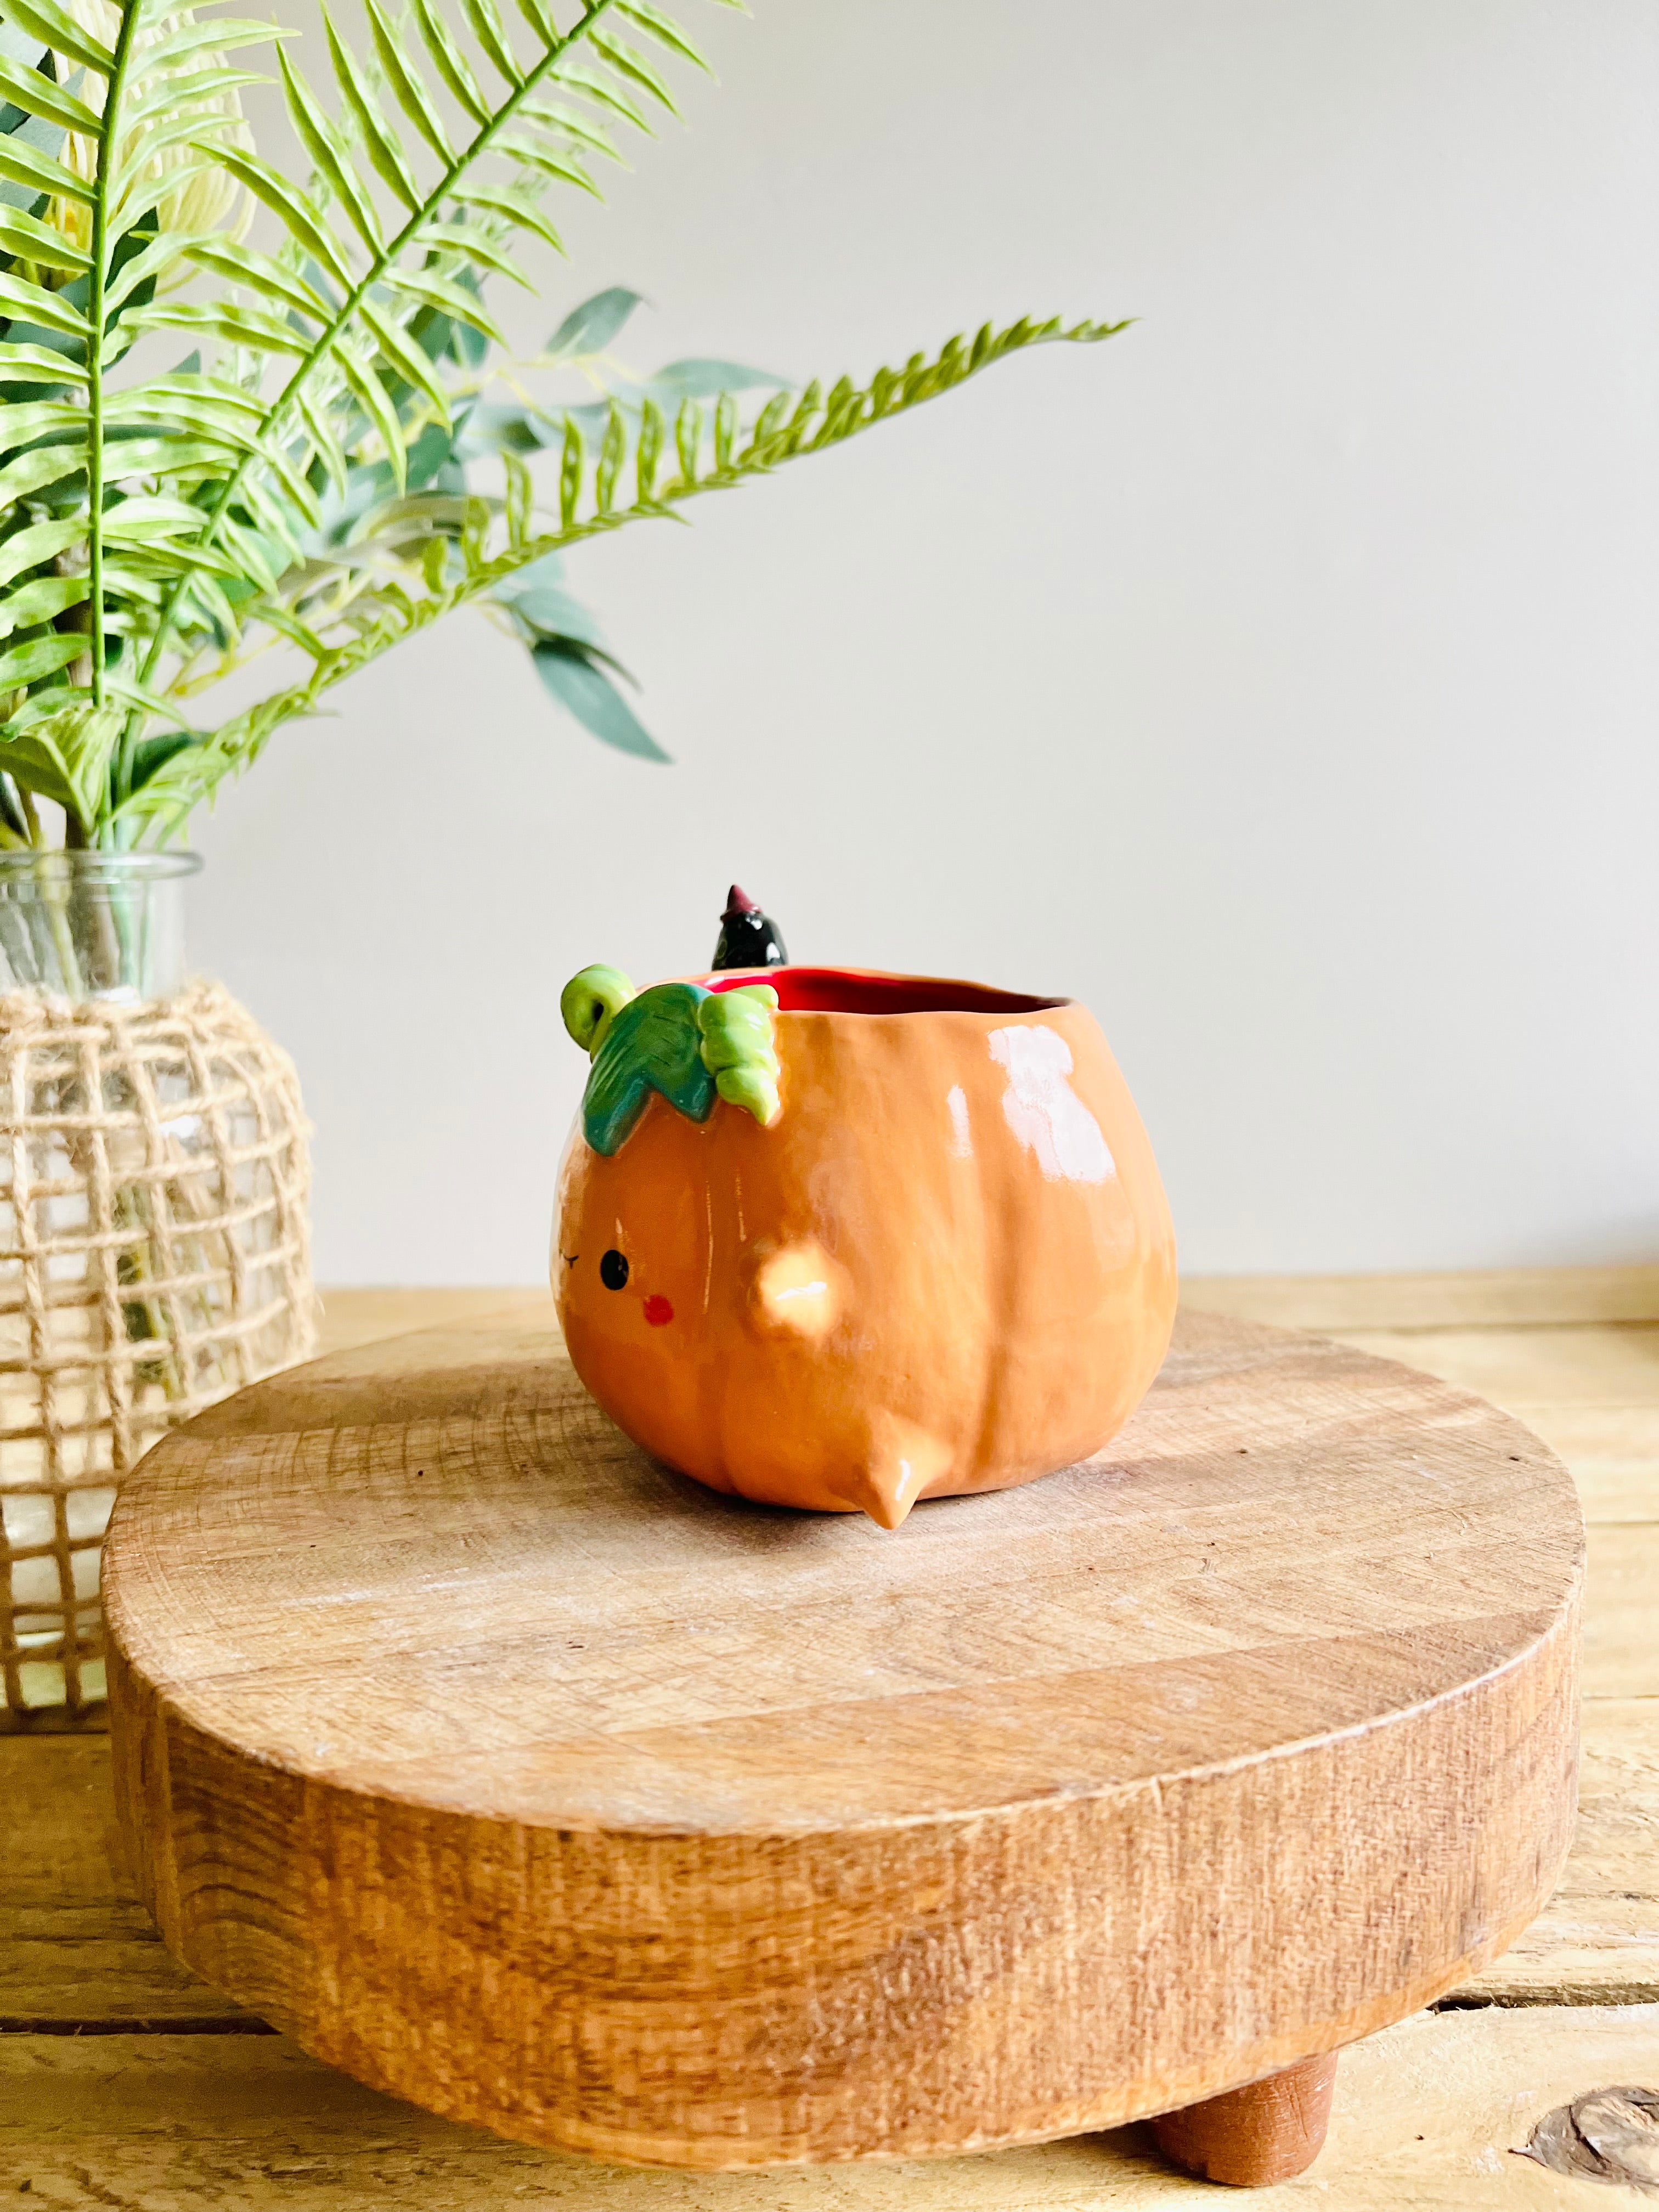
(3, 1272, 1658, 2205)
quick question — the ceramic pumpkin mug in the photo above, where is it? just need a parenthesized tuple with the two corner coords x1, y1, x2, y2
(553, 961, 1177, 1528)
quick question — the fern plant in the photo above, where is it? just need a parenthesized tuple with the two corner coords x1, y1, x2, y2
(0, 0, 1127, 847)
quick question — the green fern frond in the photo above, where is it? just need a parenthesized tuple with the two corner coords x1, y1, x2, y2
(129, 0, 698, 690)
(110, 313, 1125, 830)
(0, 0, 1130, 843)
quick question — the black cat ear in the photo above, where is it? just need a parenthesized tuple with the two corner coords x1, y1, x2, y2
(712, 886, 788, 971)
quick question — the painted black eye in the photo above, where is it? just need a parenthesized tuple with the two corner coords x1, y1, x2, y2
(600, 1249, 629, 1291)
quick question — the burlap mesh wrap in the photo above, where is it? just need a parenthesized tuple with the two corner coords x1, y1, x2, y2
(0, 980, 315, 1727)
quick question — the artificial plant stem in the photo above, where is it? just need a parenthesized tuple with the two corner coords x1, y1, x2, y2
(134, 0, 625, 703)
(87, 1, 142, 733)
(35, 854, 84, 995)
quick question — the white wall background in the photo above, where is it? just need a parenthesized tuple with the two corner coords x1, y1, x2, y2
(191, 0, 1659, 1285)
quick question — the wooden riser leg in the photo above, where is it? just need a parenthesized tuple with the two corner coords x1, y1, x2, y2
(1149, 2052, 1338, 2187)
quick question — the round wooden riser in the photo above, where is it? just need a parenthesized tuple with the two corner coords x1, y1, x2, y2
(103, 1312, 1581, 2179)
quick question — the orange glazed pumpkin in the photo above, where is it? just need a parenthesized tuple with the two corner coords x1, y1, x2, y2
(553, 967, 1176, 1529)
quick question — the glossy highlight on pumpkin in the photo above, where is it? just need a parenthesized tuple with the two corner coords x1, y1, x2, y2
(553, 967, 1177, 1529)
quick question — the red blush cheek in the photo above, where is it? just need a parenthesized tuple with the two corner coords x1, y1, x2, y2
(643, 1294, 674, 1328)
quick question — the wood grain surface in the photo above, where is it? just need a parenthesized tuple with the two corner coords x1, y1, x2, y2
(7, 2004, 1659, 2208)
(8, 1694, 1652, 2033)
(1182, 1263, 1659, 1330)
(3, 1274, 1656, 2209)
(100, 1310, 1582, 2170)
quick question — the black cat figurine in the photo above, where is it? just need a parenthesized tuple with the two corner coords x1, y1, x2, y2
(712, 885, 787, 970)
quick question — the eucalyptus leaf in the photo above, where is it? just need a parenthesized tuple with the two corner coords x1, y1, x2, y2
(645, 358, 788, 402)
(546, 286, 646, 362)
(406, 420, 464, 492)
(531, 638, 669, 761)
(493, 550, 605, 645)
(506, 588, 604, 641)
(452, 399, 561, 458)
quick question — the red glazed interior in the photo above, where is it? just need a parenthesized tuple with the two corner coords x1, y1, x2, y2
(699, 967, 1066, 1016)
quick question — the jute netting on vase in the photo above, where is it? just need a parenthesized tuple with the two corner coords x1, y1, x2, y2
(0, 982, 316, 1727)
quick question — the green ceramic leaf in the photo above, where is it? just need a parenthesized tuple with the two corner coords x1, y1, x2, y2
(582, 983, 713, 1155)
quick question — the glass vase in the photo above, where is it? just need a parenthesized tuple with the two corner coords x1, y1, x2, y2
(0, 849, 198, 1001)
(0, 853, 316, 1727)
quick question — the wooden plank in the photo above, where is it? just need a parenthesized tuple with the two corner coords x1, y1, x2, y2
(1330, 1323, 1659, 1410)
(1500, 1406, 1659, 1525)
(327, 1272, 1659, 1350)
(1181, 1266, 1659, 1331)
(1272, 1322, 1659, 1525)
(315, 1288, 547, 1357)
(1584, 1524, 1659, 1700)
(1452, 1700, 1659, 2005)
(0, 1737, 250, 2030)
(4, 2005, 1658, 2205)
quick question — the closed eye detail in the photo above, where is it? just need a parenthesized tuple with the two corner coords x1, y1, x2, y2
(600, 1249, 630, 1291)
(559, 1251, 579, 1269)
